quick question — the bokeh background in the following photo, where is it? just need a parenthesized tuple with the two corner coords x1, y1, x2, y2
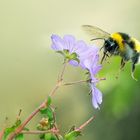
(0, 0, 140, 139)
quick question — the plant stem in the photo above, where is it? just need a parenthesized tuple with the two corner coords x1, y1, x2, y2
(59, 60, 68, 81)
(0, 129, 5, 139)
(63, 77, 106, 86)
(49, 81, 62, 97)
(7, 103, 46, 140)
(76, 116, 95, 131)
(7, 61, 68, 140)
(21, 129, 59, 135)
(63, 80, 89, 86)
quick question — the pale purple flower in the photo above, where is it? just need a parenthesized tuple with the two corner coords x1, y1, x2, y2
(51, 34, 90, 66)
(51, 34, 103, 109)
(81, 46, 102, 109)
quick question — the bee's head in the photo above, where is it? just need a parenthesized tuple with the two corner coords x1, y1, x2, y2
(101, 37, 118, 63)
(104, 38, 118, 54)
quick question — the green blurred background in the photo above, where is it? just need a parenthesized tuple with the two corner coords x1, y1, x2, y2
(0, 0, 140, 139)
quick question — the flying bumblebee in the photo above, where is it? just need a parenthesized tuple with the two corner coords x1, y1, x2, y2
(82, 25, 140, 80)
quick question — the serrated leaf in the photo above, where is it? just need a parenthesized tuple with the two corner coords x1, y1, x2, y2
(65, 130, 81, 140)
(47, 96, 52, 106)
(15, 134, 24, 140)
(45, 133, 57, 140)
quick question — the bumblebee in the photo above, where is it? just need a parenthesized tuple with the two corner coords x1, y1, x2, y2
(82, 25, 140, 80)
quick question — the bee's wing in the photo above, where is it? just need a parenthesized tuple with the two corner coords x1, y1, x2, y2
(82, 25, 110, 39)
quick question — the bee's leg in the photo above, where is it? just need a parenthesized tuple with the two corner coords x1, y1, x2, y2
(120, 58, 126, 70)
(101, 51, 109, 64)
(101, 52, 107, 64)
(131, 63, 138, 81)
(131, 54, 139, 81)
(116, 58, 126, 79)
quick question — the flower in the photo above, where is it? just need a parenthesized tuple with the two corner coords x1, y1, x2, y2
(51, 34, 75, 52)
(51, 34, 103, 109)
(51, 34, 89, 66)
(80, 46, 102, 109)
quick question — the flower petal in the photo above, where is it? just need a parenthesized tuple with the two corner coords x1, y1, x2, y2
(63, 35, 76, 52)
(51, 34, 64, 50)
(91, 85, 102, 109)
(79, 46, 99, 69)
(69, 60, 79, 66)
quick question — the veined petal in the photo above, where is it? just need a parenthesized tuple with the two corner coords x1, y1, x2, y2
(90, 65, 102, 78)
(74, 40, 88, 53)
(51, 34, 64, 50)
(63, 35, 76, 52)
(79, 46, 99, 69)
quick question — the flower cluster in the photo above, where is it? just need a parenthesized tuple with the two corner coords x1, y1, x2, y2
(51, 34, 103, 109)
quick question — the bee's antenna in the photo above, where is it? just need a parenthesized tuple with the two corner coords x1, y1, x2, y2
(90, 38, 105, 41)
(100, 46, 104, 51)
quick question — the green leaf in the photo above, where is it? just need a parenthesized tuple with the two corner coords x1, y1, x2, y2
(47, 96, 52, 106)
(36, 124, 43, 131)
(56, 51, 65, 56)
(3, 119, 22, 140)
(15, 120, 21, 127)
(67, 52, 80, 63)
(40, 107, 53, 121)
(15, 134, 24, 140)
(23, 127, 29, 131)
(45, 133, 57, 140)
(39, 134, 45, 139)
(65, 130, 81, 140)
(70, 52, 78, 59)
(71, 57, 80, 64)
(3, 127, 15, 140)
(40, 108, 48, 114)
(67, 126, 75, 133)
(46, 108, 53, 121)
(56, 50, 70, 58)
(63, 49, 69, 55)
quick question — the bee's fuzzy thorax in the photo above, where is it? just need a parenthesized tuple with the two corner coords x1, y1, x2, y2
(111, 33, 124, 51)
